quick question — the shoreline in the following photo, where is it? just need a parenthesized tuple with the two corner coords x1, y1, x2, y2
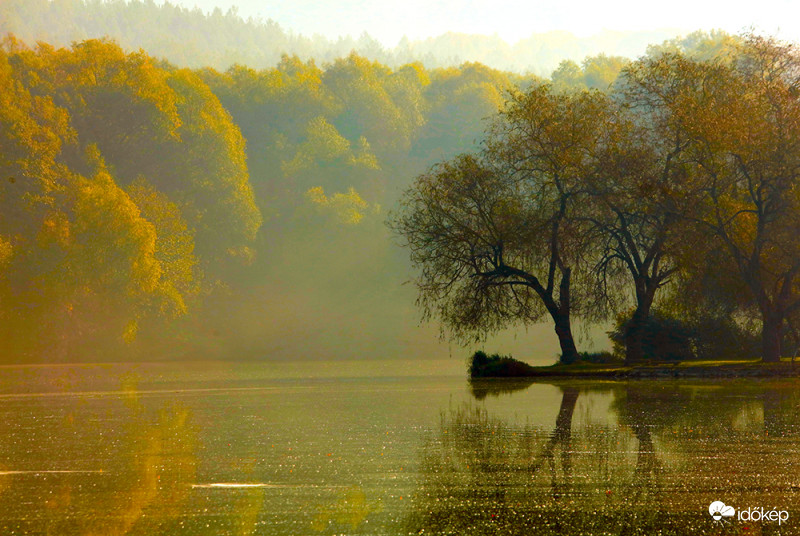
(471, 359, 800, 379)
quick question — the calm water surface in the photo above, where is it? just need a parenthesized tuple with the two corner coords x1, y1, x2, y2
(0, 359, 799, 535)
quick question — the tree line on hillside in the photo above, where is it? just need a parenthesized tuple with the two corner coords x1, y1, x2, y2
(0, 28, 744, 363)
(392, 33, 800, 365)
(0, 36, 261, 359)
(0, 34, 532, 362)
(0, 0, 722, 75)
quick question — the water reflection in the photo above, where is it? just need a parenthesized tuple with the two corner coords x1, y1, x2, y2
(469, 379, 535, 401)
(408, 380, 800, 535)
(0, 374, 198, 535)
(1, 364, 800, 535)
(310, 485, 383, 532)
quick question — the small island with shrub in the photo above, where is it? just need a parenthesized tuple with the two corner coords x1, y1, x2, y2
(468, 350, 800, 379)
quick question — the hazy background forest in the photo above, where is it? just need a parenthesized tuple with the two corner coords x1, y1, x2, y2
(0, 0, 741, 363)
(0, 0, 689, 74)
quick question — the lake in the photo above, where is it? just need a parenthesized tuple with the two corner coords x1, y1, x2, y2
(0, 359, 798, 535)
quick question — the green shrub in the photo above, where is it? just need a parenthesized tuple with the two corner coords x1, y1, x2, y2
(690, 314, 759, 361)
(609, 308, 761, 362)
(576, 351, 620, 364)
(609, 311, 695, 361)
(468, 351, 536, 378)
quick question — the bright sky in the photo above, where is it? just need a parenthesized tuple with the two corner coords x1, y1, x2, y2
(164, 0, 800, 45)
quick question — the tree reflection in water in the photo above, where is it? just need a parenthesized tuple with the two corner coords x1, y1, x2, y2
(405, 381, 800, 535)
(2, 371, 800, 535)
(0, 373, 200, 536)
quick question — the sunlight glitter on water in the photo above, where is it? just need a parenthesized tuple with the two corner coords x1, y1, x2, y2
(0, 361, 797, 535)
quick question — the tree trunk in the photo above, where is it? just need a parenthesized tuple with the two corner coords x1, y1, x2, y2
(549, 387, 578, 500)
(632, 422, 658, 490)
(763, 389, 785, 436)
(624, 308, 648, 365)
(554, 312, 579, 364)
(625, 282, 655, 365)
(552, 268, 579, 365)
(761, 311, 782, 363)
(554, 387, 579, 441)
(509, 265, 579, 364)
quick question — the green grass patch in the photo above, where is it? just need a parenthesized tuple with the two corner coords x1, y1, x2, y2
(468, 351, 800, 379)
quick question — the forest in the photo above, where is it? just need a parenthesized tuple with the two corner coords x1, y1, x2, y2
(0, 31, 542, 362)
(0, 0, 682, 74)
(394, 33, 800, 365)
(0, 0, 776, 365)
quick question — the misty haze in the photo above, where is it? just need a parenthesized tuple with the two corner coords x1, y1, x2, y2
(2, 1, 800, 534)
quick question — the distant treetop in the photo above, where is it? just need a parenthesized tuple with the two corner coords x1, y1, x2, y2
(1, 0, 714, 75)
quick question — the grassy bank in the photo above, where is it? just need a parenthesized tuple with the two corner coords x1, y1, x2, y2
(469, 352, 800, 379)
